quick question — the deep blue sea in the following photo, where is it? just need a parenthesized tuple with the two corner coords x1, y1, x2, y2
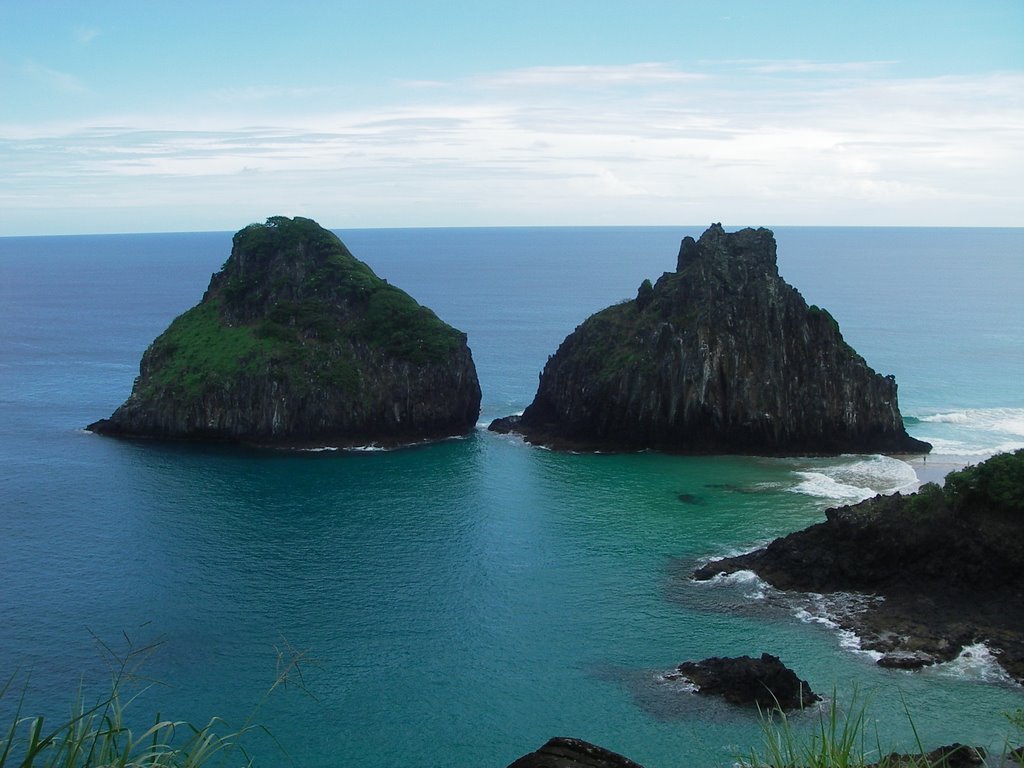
(1, 226, 1022, 767)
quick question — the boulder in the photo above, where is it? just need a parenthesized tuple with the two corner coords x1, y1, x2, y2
(506, 738, 645, 768)
(873, 744, 986, 768)
(876, 650, 938, 670)
(672, 653, 820, 710)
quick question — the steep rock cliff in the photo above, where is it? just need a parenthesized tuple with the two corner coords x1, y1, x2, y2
(89, 216, 481, 446)
(492, 224, 928, 455)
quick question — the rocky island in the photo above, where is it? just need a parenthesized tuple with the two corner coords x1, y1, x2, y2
(668, 653, 820, 710)
(88, 216, 481, 447)
(694, 449, 1024, 682)
(490, 224, 929, 455)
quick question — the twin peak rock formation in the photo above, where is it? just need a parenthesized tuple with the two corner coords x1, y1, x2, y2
(90, 217, 929, 456)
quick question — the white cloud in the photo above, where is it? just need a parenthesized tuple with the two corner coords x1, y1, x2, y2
(1, 63, 1022, 232)
(472, 62, 707, 89)
(715, 59, 900, 75)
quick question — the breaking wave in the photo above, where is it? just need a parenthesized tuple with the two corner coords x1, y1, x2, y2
(788, 454, 918, 502)
(910, 407, 1024, 457)
(931, 642, 1019, 685)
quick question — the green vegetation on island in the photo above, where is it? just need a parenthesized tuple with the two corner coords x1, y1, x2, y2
(144, 217, 464, 399)
(89, 216, 481, 445)
(696, 448, 1024, 680)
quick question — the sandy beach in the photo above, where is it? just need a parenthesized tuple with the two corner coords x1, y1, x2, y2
(900, 453, 973, 487)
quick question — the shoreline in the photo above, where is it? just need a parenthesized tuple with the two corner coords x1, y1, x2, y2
(899, 452, 972, 487)
(695, 448, 1024, 683)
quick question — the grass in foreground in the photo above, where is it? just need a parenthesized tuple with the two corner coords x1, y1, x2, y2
(1, 636, 313, 768)
(742, 691, 1022, 768)
(743, 694, 876, 768)
(6, 647, 1021, 768)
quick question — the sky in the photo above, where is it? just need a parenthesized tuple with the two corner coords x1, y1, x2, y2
(1, 1, 1022, 235)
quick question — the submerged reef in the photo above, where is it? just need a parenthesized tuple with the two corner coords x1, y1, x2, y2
(491, 223, 929, 455)
(89, 216, 481, 446)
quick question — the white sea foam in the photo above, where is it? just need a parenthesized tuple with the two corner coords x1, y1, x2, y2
(700, 568, 769, 600)
(791, 592, 886, 661)
(481, 410, 525, 429)
(919, 407, 1024, 435)
(697, 566, 895, 663)
(835, 628, 883, 661)
(788, 454, 918, 502)
(912, 407, 1024, 457)
(655, 671, 699, 694)
(300, 446, 340, 452)
(792, 471, 876, 501)
(931, 642, 1019, 685)
(924, 438, 1024, 457)
(491, 431, 528, 446)
(793, 606, 836, 629)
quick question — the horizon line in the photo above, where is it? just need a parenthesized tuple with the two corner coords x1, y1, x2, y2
(4, 221, 1023, 239)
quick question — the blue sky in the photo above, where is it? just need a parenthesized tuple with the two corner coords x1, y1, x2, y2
(1, 1, 1022, 235)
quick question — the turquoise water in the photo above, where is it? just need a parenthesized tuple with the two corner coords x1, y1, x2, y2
(1, 227, 1022, 766)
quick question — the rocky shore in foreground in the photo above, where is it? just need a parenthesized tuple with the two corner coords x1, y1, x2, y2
(506, 737, 997, 768)
(507, 449, 1024, 767)
(694, 449, 1024, 682)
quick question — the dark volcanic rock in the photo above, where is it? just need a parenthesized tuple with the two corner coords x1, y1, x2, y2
(506, 739, 995, 768)
(88, 216, 481, 446)
(874, 744, 987, 768)
(875, 650, 938, 670)
(490, 223, 929, 455)
(507, 738, 644, 768)
(671, 653, 820, 710)
(694, 450, 1024, 682)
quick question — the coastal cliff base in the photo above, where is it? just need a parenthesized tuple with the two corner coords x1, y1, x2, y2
(694, 450, 1024, 682)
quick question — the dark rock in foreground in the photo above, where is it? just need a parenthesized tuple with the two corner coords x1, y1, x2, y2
(505, 738, 999, 768)
(873, 744, 987, 768)
(668, 653, 820, 710)
(506, 738, 644, 768)
(490, 223, 929, 455)
(694, 449, 1024, 682)
(89, 216, 481, 447)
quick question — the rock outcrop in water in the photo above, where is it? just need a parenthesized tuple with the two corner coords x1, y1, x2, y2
(668, 653, 820, 710)
(507, 738, 644, 768)
(490, 224, 929, 455)
(694, 449, 1024, 681)
(88, 216, 481, 446)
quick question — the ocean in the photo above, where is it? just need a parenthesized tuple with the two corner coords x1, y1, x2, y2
(0, 226, 1022, 767)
